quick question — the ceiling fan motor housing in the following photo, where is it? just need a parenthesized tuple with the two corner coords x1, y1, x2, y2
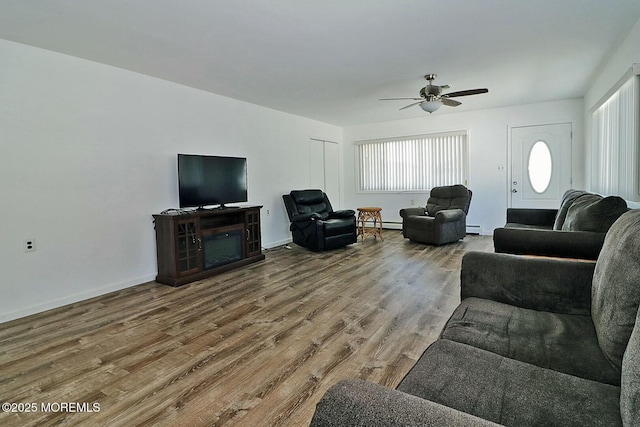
(420, 86, 441, 99)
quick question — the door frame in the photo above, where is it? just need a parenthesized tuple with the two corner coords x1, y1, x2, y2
(508, 122, 573, 208)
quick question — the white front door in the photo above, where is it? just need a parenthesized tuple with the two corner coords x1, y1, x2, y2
(510, 123, 572, 208)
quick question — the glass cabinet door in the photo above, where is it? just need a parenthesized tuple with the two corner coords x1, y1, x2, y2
(176, 219, 201, 275)
(245, 210, 262, 257)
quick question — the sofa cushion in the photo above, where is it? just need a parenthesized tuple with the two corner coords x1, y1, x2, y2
(397, 339, 622, 427)
(441, 297, 620, 385)
(562, 194, 628, 232)
(621, 306, 640, 426)
(311, 379, 500, 427)
(553, 189, 589, 230)
(592, 210, 640, 372)
(426, 185, 470, 216)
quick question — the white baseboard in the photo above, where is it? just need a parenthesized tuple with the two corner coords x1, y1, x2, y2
(381, 222, 482, 234)
(263, 237, 293, 250)
(0, 274, 157, 324)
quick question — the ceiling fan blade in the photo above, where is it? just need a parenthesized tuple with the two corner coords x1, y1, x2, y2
(442, 98, 462, 107)
(399, 101, 423, 110)
(443, 88, 488, 98)
(379, 97, 423, 101)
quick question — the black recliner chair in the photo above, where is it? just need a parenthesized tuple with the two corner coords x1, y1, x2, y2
(283, 190, 357, 251)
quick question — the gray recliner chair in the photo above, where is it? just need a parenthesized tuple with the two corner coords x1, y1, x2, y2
(399, 185, 472, 245)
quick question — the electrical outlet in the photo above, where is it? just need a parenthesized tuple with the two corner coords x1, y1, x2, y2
(266, 209, 270, 215)
(24, 239, 36, 252)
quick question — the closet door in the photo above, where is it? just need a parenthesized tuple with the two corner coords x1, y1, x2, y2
(309, 139, 325, 189)
(309, 139, 341, 208)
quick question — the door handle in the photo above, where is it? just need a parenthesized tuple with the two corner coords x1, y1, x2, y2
(512, 189, 518, 193)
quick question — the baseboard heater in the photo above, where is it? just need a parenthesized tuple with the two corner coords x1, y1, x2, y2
(381, 222, 481, 235)
(382, 221, 403, 230)
(466, 225, 481, 235)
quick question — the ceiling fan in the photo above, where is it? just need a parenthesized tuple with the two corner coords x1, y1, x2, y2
(380, 74, 488, 113)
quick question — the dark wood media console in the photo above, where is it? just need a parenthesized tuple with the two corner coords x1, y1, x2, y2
(153, 206, 264, 286)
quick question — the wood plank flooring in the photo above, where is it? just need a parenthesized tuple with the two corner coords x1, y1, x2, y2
(0, 231, 493, 426)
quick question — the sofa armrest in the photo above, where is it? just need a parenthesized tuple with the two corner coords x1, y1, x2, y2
(399, 207, 426, 218)
(506, 208, 558, 226)
(460, 251, 595, 315)
(435, 208, 465, 223)
(493, 227, 605, 260)
(310, 379, 499, 427)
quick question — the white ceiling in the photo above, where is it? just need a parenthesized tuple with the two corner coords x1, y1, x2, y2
(2, 1, 640, 126)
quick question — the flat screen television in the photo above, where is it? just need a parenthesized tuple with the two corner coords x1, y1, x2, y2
(178, 154, 248, 208)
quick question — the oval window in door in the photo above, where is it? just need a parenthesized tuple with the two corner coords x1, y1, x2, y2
(528, 140, 552, 193)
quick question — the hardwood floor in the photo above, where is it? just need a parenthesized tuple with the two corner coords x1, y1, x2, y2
(0, 231, 493, 427)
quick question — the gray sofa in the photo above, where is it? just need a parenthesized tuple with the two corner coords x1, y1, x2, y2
(310, 209, 640, 426)
(493, 189, 628, 260)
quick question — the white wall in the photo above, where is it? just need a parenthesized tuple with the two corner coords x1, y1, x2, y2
(0, 40, 341, 322)
(8, 15, 634, 322)
(583, 17, 640, 190)
(585, 18, 640, 113)
(343, 99, 584, 235)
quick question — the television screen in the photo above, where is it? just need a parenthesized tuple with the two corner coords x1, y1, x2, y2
(178, 154, 248, 208)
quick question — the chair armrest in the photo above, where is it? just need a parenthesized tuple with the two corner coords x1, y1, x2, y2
(400, 207, 426, 218)
(290, 212, 322, 223)
(329, 209, 355, 218)
(506, 208, 558, 226)
(493, 228, 605, 260)
(310, 379, 499, 427)
(460, 251, 595, 315)
(434, 209, 465, 223)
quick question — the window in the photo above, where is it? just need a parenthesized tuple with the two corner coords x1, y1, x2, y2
(357, 131, 468, 192)
(590, 73, 639, 200)
(528, 140, 553, 193)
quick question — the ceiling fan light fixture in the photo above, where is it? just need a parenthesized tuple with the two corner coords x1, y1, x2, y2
(420, 99, 442, 113)
(380, 74, 487, 113)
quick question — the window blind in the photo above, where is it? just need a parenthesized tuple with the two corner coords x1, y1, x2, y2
(590, 75, 639, 200)
(357, 131, 468, 192)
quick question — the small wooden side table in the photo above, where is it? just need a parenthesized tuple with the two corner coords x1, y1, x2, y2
(357, 207, 383, 241)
